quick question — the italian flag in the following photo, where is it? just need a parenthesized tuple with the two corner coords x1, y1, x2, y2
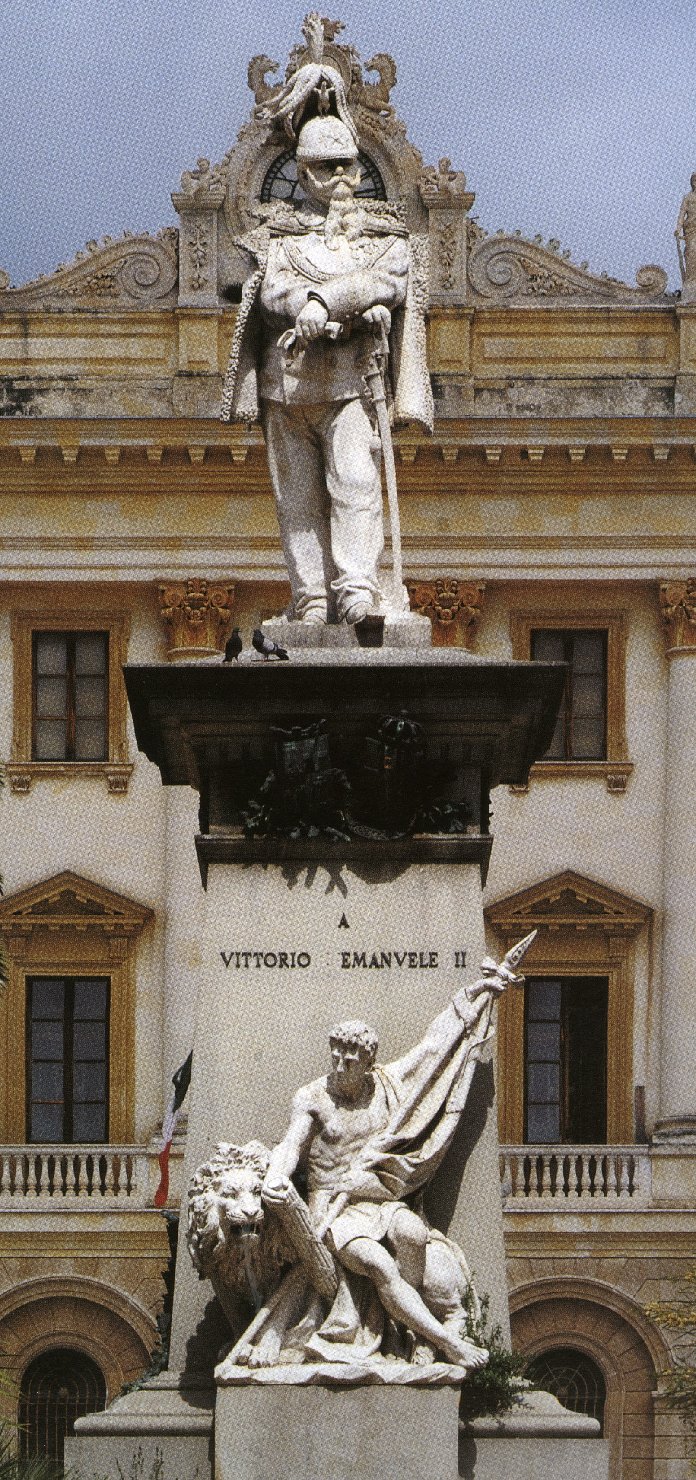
(154, 1051, 192, 1208)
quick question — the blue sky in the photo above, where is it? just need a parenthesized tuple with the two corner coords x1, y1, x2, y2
(2, 0, 695, 289)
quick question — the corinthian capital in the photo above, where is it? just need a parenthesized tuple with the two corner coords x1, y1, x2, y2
(159, 578, 235, 660)
(407, 579, 485, 648)
(659, 579, 696, 652)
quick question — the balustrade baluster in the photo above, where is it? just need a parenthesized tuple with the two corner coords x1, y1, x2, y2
(538, 1153, 549, 1198)
(68, 1154, 79, 1196)
(25, 1155, 37, 1196)
(522, 1154, 532, 1197)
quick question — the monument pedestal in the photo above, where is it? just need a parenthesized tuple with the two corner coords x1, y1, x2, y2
(67, 639, 598, 1480)
(215, 1384, 459, 1480)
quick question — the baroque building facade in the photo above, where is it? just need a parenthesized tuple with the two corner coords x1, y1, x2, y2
(1, 22, 695, 1479)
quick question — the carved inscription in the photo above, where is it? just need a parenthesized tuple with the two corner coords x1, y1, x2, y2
(219, 948, 468, 969)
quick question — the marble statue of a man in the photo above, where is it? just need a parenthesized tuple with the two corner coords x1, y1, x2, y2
(221, 100, 432, 624)
(190, 938, 535, 1377)
(261, 1012, 488, 1368)
(255, 954, 522, 1371)
(675, 172, 696, 284)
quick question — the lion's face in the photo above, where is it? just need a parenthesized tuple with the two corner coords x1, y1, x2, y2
(187, 1141, 272, 1275)
(217, 1162, 266, 1238)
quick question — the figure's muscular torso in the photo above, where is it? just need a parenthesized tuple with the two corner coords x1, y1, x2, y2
(297, 1073, 395, 1206)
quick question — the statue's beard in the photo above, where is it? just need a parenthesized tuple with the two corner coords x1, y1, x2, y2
(324, 180, 361, 248)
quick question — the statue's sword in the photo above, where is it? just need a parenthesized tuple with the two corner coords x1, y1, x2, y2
(677, 233, 686, 283)
(364, 322, 405, 610)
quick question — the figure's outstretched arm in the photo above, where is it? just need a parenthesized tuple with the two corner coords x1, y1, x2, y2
(263, 1089, 316, 1200)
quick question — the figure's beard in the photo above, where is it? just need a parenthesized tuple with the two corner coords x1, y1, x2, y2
(324, 179, 361, 247)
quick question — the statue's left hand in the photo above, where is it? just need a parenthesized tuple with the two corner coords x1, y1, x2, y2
(362, 305, 392, 335)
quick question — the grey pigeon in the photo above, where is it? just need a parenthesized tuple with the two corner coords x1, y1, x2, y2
(224, 628, 242, 662)
(252, 628, 290, 661)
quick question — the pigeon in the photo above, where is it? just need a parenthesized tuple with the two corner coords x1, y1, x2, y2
(252, 628, 290, 661)
(223, 628, 243, 662)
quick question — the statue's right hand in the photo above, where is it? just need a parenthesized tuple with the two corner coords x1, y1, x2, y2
(261, 1174, 291, 1206)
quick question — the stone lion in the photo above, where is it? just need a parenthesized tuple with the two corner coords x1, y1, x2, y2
(187, 1140, 291, 1337)
(188, 1139, 483, 1371)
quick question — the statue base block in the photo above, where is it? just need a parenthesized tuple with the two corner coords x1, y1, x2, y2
(214, 1384, 458, 1480)
(214, 1385, 609, 1480)
(260, 612, 432, 649)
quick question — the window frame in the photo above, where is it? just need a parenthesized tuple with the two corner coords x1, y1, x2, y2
(32, 630, 110, 764)
(0, 872, 153, 1144)
(26, 975, 111, 1145)
(510, 609, 631, 792)
(485, 871, 651, 1146)
(523, 975, 609, 1145)
(8, 608, 132, 794)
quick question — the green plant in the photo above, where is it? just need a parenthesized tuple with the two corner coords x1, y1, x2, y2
(461, 1293, 527, 1420)
(645, 1267, 696, 1467)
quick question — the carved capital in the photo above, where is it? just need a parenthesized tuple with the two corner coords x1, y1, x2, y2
(659, 579, 696, 652)
(407, 580, 485, 648)
(158, 578, 235, 659)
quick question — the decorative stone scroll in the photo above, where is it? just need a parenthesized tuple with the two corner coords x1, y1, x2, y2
(158, 578, 235, 660)
(659, 579, 696, 651)
(407, 580, 485, 649)
(1, 230, 178, 310)
(467, 232, 670, 304)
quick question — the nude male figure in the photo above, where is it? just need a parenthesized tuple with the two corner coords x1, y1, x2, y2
(262, 1015, 491, 1369)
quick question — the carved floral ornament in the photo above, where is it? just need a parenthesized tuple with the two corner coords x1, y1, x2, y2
(158, 578, 235, 656)
(659, 579, 696, 651)
(407, 580, 485, 648)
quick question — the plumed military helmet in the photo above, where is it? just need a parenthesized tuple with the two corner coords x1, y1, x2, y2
(296, 115, 359, 163)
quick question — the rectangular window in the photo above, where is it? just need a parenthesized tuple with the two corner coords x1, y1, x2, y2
(26, 977, 110, 1143)
(32, 632, 108, 762)
(524, 976, 608, 1143)
(531, 629, 607, 760)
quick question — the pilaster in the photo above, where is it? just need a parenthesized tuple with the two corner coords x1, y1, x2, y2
(655, 579, 696, 1138)
(171, 160, 225, 310)
(418, 159, 475, 306)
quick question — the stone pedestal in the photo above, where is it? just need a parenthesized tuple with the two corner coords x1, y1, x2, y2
(99, 639, 573, 1480)
(169, 857, 509, 1371)
(66, 1373, 214, 1480)
(215, 1385, 458, 1480)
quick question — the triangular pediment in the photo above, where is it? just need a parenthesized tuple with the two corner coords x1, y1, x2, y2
(0, 872, 153, 935)
(485, 870, 651, 935)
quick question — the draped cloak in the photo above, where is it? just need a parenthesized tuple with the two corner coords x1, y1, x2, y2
(360, 984, 496, 1200)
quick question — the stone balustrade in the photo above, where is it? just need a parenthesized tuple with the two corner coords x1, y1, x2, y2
(0, 1144, 182, 1207)
(500, 1145, 652, 1206)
